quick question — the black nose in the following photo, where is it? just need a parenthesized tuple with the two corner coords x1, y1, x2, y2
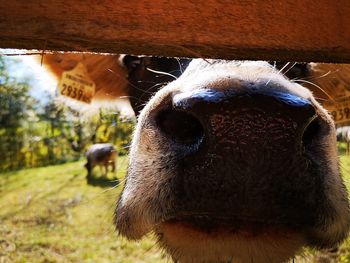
(155, 88, 317, 152)
(156, 109, 204, 145)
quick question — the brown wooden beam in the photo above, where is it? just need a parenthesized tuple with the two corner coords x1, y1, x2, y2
(0, 0, 350, 63)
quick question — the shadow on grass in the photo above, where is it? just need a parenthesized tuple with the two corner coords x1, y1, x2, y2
(86, 176, 120, 188)
(0, 173, 81, 221)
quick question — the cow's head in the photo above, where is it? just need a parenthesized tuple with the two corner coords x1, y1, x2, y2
(116, 60, 350, 263)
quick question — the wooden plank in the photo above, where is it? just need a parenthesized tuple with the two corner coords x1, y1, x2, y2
(0, 0, 350, 62)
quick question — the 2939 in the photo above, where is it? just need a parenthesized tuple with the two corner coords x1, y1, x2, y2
(331, 107, 350, 122)
(61, 83, 84, 100)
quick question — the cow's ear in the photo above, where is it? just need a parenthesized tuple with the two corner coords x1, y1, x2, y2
(119, 55, 142, 71)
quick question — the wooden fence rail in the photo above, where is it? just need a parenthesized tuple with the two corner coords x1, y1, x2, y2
(0, 0, 350, 62)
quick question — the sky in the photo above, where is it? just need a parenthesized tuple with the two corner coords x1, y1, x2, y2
(1, 49, 57, 105)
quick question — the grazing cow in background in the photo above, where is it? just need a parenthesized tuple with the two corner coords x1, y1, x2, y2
(84, 143, 117, 179)
(116, 60, 350, 263)
(336, 126, 350, 155)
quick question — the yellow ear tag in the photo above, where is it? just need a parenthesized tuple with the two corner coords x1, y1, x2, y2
(324, 86, 350, 125)
(58, 62, 95, 104)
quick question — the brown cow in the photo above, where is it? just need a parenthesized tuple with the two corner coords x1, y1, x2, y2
(115, 60, 350, 263)
(84, 143, 117, 179)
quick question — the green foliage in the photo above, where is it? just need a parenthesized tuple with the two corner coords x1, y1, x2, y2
(93, 109, 135, 156)
(0, 57, 38, 170)
(0, 57, 135, 172)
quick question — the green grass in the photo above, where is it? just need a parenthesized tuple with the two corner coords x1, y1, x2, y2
(0, 157, 167, 263)
(2, 148, 350, 262)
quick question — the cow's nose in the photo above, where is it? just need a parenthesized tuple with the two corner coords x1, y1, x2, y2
(155, 88, 317, 151)
(155, 106, 204, 146)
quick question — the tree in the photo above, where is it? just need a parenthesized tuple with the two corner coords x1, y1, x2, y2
(0, 57, 135, 172)
(0, 57, 37, 170)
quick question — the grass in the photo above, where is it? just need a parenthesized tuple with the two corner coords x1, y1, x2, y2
(1, 148, 350, 262)
(0, 156, 167, 263)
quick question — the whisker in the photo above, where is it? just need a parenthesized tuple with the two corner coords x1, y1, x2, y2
(277, 62, 291, 75)
(282, 62, 297, 76)
(313, 97, 332, 102)
(146, 67, 178, 80)
(290, 70, 337, 82)
(266, 62, 291, 85)
(308, 70, 335, 81)
(120, 145, 131, 149)
(107, 68, 155, 95)
(137, 80, 159, 84)
(138, 82, 169, 102)
(292, 79, 335, 102)
(118, 95, 148, 105)
(175, 57, 184, 74)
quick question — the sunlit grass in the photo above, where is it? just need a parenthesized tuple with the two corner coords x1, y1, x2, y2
(2, 148, 350, 262)
(0, 156, 168, 263)
(336, 143, 350, 263)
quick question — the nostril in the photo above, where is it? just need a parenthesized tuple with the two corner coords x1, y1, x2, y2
(156, 109, 204, 145)
(302, 117, 321, 148)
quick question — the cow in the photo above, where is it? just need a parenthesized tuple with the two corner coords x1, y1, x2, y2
(39, 54, 350, 262)
(115, 59, 350, 263)
(336, 126, 350, 155)
(84, 143, 117, 179)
